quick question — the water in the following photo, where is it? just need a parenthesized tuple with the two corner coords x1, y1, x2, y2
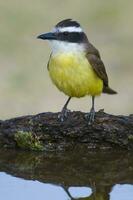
(0, 148, 133, 200)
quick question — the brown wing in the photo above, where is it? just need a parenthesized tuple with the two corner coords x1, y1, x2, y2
(86, 43, 109, 87)
(47, 53, 52, 70)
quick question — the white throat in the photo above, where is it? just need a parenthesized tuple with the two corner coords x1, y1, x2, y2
(49, 40, 85, 55)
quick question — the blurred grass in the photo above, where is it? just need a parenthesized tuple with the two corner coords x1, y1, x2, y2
(0, 0, 133, 119)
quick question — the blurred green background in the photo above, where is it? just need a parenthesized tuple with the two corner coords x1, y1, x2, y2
(0, 0, 133, 119)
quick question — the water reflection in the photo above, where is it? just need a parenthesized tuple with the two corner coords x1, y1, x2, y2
(0, 148, 133, 200)
(68, 187, 92, 199)
(0, 172, 92, 200)
(110, 184, 133, 200)
(0, 172, 70, 200)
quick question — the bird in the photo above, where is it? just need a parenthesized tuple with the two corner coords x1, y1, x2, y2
(37, 19, 117, 124)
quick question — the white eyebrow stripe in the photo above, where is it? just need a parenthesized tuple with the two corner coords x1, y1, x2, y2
(57, 26, 83, 33)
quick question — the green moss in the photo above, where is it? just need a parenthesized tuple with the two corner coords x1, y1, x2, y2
(15, 131, 44, 151)
(128, 135, 133, 141)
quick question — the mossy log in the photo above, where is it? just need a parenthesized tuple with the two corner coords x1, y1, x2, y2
(0, 110, 133, 151)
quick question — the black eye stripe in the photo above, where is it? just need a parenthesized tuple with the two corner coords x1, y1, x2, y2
(56, 31, 87, 43)
(59, 32, 82, 36)
(63, 31, 69, 36)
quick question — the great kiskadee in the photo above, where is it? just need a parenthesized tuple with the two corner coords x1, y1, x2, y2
(37, 19, 117, 124)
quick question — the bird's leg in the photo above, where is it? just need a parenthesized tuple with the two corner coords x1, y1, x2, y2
(58, 97, 71, 122)
(85, 96, 95, 125)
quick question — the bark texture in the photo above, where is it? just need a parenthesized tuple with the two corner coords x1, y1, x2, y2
(0, 110, 133, 151)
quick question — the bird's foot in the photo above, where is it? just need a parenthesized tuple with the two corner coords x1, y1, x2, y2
(85, 108, 95, 125)
(58, 108, 71, 122)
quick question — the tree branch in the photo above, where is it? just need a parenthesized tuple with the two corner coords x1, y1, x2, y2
(0, 110, 133, 151)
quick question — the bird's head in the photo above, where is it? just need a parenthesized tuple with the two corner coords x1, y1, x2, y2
(37, 19, 88, 54)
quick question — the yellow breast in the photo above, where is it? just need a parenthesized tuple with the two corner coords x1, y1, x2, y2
(48, 53, 103, 97)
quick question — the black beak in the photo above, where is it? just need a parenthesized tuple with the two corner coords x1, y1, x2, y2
(37, 32, 56, 40)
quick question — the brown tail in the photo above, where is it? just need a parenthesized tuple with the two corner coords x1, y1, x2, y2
(103, 86, 117, 94)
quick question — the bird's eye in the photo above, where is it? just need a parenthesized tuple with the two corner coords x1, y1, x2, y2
(63, 31, 69, 36)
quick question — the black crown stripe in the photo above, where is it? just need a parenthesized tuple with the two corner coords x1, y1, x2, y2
(56, 19, 80, 28)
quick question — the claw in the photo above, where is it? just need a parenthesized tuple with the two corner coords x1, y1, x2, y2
(58, 109, 70, 122)
(85, 108, 95, 125)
